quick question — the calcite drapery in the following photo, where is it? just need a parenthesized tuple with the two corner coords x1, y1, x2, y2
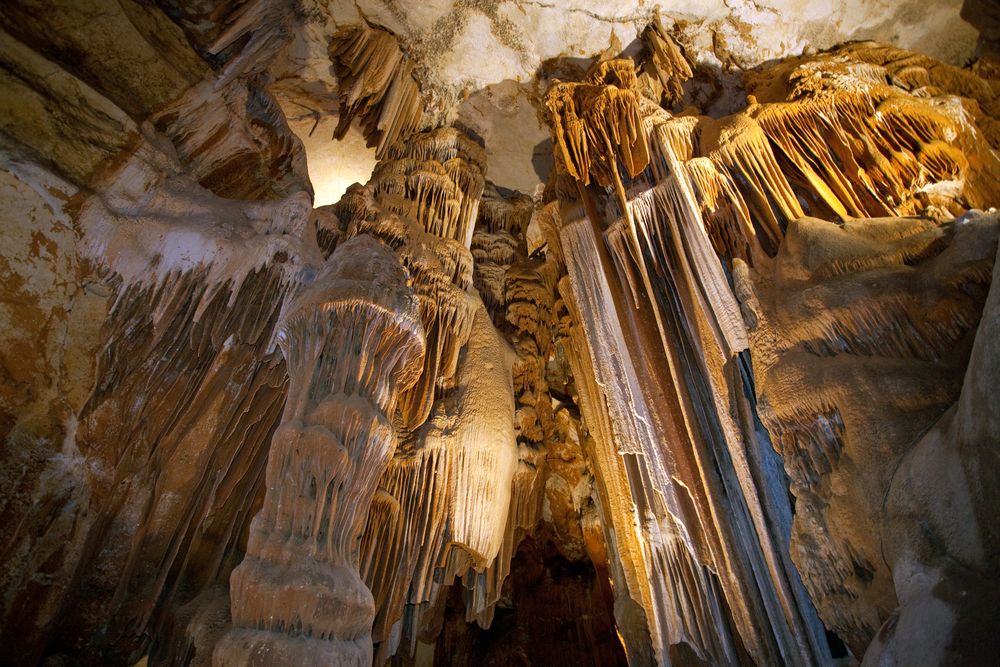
(539, 31, 1000, 666)
(557, 213, 747, 665)
(330, 25, 425, 158)
(1, 1, 999, 664)
(336, 128, 526, 661)
(214, 236, 425, 665)
(542, 54, 833, 666)
(0, 56, 315, 658)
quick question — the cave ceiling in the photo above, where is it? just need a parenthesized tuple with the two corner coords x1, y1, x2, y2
(1, 0, 998, 666)
(272, 0, 979, 197)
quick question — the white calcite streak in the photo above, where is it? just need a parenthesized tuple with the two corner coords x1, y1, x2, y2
(76, 141, 322, 333)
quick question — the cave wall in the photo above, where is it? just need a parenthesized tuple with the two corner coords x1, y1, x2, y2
(0, 1, 998, 666)
(538, 25, 999, 666)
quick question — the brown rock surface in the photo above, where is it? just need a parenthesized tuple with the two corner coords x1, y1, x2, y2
(1, 3, 999, 666)
(736, 212, 999, 654)
(864, 220, 1000, 666)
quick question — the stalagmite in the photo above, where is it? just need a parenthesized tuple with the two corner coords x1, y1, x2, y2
(315, 127, 529, 663)
(215, 236, 425, 666)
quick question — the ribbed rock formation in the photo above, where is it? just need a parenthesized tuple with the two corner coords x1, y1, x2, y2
(536, 33, 1000, 667)
(339, 129, 522, 662)
(215, 235, 425, 665)
(330, 25, 424, 158)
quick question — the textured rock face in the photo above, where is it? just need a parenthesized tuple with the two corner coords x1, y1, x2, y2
(1, 1, 999, 666)
(334, 0, 977, 90)
(868, 231, 1000, 667)
(533, 25, 999, 666)
(215, 235, 425, 665)
(736, 213, 999, 653)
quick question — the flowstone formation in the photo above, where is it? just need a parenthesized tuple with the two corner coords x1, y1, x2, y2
(735, 211, 999, 656)
(214, 235, 425, 665)
(332, 127, 517, 661)
(1, 1, 999, 666)
(537, 24, 1000, 667)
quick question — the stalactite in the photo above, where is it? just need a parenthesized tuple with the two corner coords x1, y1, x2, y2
(599, 118, 823, 667)
(749, 41, 1000, 150)
(78, 166, 319, 326)
(700, 110, 804, 255)
(641, 14, 693, 107)
(0, 140, 318, 663)
(544, 59, 650, 197)
(386, 127, 488, 247)
(330, 25, 425, 158)
(305, 129, 528, 663)
(441, 306, 518, 566)
(360, 442, 450, 659)
(535, 34, 939, 665)
(551, 210, 821, 665)
(471, 187, 534, 326)
(151, 75, 311, 201)
(554, 271, 658, 665)
(623, 169, 750, 358)
(744, 46, 1000, 220)
(336, 128, 484, 433)
(353, 295, 522, 662)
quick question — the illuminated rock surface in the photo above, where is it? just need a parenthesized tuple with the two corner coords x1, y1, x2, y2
(0, 1, 998, 666)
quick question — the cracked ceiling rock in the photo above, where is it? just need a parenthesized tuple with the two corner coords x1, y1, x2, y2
(342, 0, 975, 101)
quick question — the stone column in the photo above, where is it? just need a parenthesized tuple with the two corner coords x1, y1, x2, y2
(215, 235, 425, 666)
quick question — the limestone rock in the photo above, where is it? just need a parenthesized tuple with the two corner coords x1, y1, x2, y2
(863, 216, 1000, 667)
(1, 3, 999, 666)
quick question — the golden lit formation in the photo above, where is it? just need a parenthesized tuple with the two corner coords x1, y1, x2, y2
(0, 1, 997, 666)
